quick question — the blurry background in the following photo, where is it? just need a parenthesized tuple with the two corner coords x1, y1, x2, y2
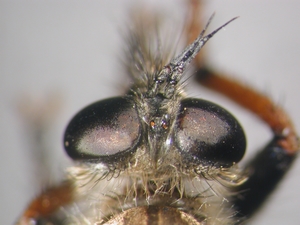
(1, 0, 300, 224)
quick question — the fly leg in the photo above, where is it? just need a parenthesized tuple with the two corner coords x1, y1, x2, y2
(186, 0, 299, 219)
(16, 181, 74, 225)
(196, 68, 298, 218)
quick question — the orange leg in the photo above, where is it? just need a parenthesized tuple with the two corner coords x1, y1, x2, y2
(16, 181, 74, 225)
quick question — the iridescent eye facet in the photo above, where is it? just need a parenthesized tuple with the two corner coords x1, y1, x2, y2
(175, 98, 246, 167)
(64, 97, 141, 161)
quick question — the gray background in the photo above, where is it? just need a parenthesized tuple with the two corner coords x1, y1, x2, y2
(1, 0, 300, 224)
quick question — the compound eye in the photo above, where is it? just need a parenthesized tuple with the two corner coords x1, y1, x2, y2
(64, 97, 141, 161)
(175, 98, 246, 167)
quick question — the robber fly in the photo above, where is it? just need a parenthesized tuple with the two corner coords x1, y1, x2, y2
(15, 1, 298, 224)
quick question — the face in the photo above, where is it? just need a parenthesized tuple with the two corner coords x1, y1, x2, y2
(2, 1, 300, 225)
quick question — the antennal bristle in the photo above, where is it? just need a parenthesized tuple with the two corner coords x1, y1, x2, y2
(161, 15, 239, 83)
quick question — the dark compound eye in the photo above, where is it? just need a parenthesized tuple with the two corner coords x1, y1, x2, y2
(64, 97, 141, 161)
(175, 98, 246, 167)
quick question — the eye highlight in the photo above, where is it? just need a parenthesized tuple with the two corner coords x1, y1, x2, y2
(175, 98, 246, 167)
(64, 97, 141, 161)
